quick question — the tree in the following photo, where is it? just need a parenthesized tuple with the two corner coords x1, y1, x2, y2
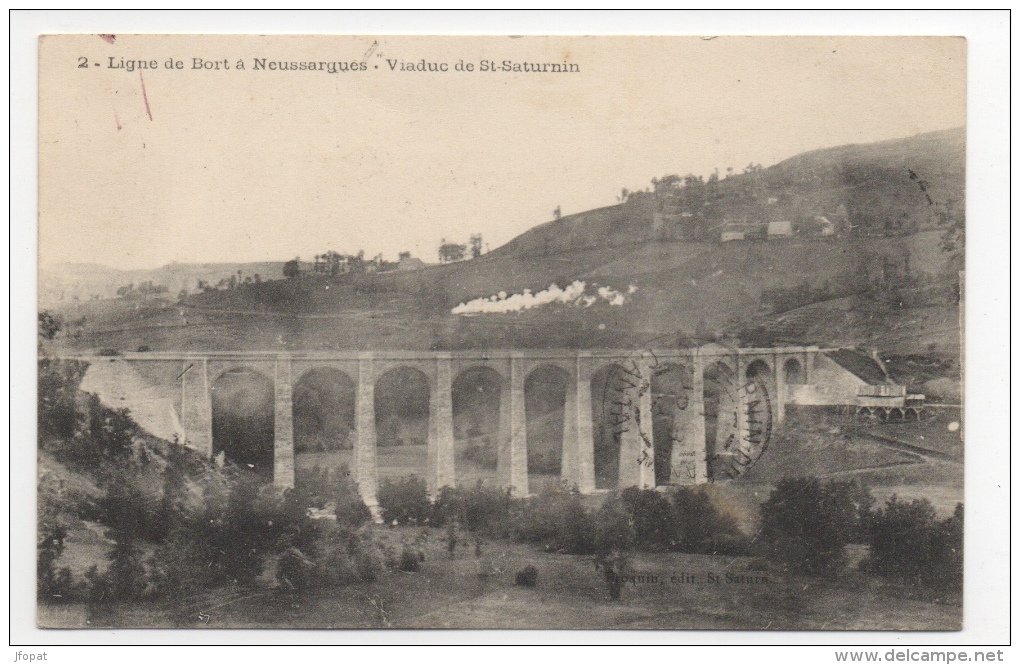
(652, 174, 682, 195)
(594, 497, 635, 600)
(438, 239, 466, 263)
(760, 477, 873, 576)
(552, 206, 561, 220)
(469, 234, 483, 259)
(283, 258, 301, 279)
(398, 251, 411, 261)
(38, 311, 61, 341)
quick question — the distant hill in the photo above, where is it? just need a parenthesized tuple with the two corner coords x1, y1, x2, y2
(39, 261, 293, 307)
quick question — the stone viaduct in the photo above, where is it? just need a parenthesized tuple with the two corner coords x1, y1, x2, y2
(67, 345, 821, 508)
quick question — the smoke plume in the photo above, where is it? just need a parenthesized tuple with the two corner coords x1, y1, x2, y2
(451, 280, 635, 315)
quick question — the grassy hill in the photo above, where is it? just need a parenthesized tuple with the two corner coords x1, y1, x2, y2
(40, 261, 293, 308)
(496, 127, 964, 257)
(48, 129, 963, 362)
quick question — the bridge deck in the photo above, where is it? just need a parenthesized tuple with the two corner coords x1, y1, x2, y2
(60, 345, 825, 362)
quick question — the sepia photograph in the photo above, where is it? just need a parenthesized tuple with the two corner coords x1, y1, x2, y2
(28, 26, 988, 640)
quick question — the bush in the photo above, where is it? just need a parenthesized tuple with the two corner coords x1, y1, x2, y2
(594, 496, 634, 601)
(459, 442, 498, 469)
(98, 469, 168, 543)
(307, 523, 383, 587)
(148, 530, 217, 599)
(276, 546, 316, 590)
(515, 565, 539, 587)
(620, 488, 674, 552)
(276, 524, 384, 591)
(553, 495, 597, 555)
(513, 490, 595, 554)
(104, 537, 148, 601)
(609, 487, 749, 555)
(37, 522, 75, 603)
(759, 477, 874, 576)
(430, 483, 515, 537)
(378, 475, 430, 525)
(864, 498, 962, 592)
(38, 357, 89, 440)
(399, 545, 422, 572)
(150, 469, 310, 591)
(293, 464, 371, 529)
(669, 487, 748, 555)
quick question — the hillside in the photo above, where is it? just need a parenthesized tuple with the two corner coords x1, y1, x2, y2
(51, 232, 958, 358)
(39, 261, 293, 308)
(495, 127, 964, 257)
(47, 129, 963, 363)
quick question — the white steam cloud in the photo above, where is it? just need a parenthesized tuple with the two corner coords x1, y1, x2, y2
(451, 280, 636, 315)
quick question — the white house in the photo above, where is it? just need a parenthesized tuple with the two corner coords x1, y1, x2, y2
(767, 221, 794, 238)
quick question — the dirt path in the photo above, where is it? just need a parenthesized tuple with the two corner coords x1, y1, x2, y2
(858, 431, 961, 463)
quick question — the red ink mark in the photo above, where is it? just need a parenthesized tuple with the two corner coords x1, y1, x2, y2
(114, 109, 122, 131)
(99, 34, 116, 44)
(139, 72, 153, 121)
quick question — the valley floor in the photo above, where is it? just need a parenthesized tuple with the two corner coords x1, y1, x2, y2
(40, 529, 960, 631)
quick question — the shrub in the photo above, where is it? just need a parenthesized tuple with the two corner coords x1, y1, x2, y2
(620, 488, 675, 552)
(37, 357, 89, 440)
(513, 490, 595, 554)
(759, 477, 874, 576)
(148, 530, 217, 599)
(276, 546, 316, 590)
(98, 469, 168, 543)
(275, 521, 383, 590)
(515, 565, 539, 587)
(333, 482, 373, 530)
(594, 496, 635, 601)
(37, 522, 75, 603)
(865, 498, 962, 592)
(513, 497, 560, 545)
(293, 464, 371, 529)
(431, 483, 516, 537)
(669, 487, 747, 555)
(150, 469, 310, 591)
(399, 545, 422, 572)
(460, 442, 498, 469)
(429, 485, 463, 528)
(554, 495, 597, 555)
(378, 475, 430, 525)
(104, 537, 148, 601)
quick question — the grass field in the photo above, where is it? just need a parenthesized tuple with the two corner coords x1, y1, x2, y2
(40, 523, 961, 630)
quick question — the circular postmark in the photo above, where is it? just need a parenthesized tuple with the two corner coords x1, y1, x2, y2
(594, 343, 773, 487)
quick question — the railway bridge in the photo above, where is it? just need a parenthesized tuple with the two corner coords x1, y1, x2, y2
(66, 345, 822, 508)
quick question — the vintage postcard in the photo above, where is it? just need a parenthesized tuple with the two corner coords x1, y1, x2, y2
(37, 34, 967, 631)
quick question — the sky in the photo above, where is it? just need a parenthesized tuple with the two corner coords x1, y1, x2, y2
(39, 34, 966, 270)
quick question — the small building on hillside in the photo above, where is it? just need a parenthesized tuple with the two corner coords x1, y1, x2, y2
(767, 221, 794, 238)
(721, 230, 746, 242)
(398, 256, 425, 271)
(816, 215, 835, 236)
